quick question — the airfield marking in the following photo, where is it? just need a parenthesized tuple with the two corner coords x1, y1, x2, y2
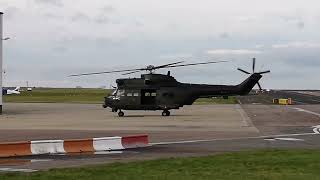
(264, 138, 304, 142)
(293, 100, 307, 105)
(0, 168, 38, 173)
(311, 99, 320, 103)
(236, 104, 249, 127)
(151, 132, 318, 145)
(30, 159, 53, 163)
(292, 107, 320, 117)
(312, 125, 320, 134)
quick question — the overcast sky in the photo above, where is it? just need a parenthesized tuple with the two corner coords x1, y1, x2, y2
(0, 0, 319, 89)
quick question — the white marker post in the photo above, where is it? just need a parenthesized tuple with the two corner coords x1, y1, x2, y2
(0, 12, 3, 114)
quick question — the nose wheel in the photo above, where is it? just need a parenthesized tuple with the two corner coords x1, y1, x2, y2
(162, 110, 170, 116)
(118, 111, 124, 117)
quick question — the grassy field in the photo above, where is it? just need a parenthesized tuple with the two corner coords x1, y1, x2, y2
(1, 149, 320, 180)
(3, 88, 237, 104)
(3, 88, 111, 104)
(194, 96, 238, 104)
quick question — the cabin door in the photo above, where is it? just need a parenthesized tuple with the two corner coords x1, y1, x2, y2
(141, 89, 157, 105)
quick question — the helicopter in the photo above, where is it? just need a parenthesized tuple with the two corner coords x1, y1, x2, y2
(71, 58, 270, 117)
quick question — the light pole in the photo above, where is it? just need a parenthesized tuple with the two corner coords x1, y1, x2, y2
(0, 12, 3, 115)
(0, 13, 8, 114)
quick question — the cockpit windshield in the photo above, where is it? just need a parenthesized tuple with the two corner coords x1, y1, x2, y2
(111, 88, 118, 96)
(110, 88, 124, 98)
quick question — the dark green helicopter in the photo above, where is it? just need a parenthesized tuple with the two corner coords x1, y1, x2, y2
(71, 58, 270, 117)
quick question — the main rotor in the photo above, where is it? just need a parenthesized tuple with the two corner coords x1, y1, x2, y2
(70, 60, 228, 77)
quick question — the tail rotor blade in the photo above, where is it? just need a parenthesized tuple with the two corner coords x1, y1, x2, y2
(258, 70, 271, 74)
(257, 82, 262, 91)
(237, 68, 251, 74)
(252, 58, 256, 73)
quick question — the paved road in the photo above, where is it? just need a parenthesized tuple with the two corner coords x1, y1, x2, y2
(237, 90, 320, 105)
(0, 132, 319, 172)
(0, 103, 320, 172)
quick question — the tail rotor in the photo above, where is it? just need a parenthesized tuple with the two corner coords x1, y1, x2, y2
(237, 58, 270, 91)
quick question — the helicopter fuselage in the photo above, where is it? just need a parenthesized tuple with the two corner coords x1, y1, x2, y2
(103, 73, 262, 113)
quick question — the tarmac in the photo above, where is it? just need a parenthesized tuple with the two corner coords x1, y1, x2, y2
(0, 90, 319, 172)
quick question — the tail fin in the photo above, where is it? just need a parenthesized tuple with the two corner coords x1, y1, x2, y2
(237, 73, 262, 95)
(14, 87, 20, 91)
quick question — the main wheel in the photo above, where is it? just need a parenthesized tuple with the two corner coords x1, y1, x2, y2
(118, 111, 124, 117)
(162, 110, 170, 116)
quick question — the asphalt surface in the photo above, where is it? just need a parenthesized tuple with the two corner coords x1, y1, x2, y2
(0, 92, 320, 172)
(0, 133, 319, 171)
(237, 90, 320, 105)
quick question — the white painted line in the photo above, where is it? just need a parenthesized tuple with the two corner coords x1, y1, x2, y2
(151, 132, 318, 145)
(293, 100, 307, 104)
(313, 125, 320, 134)
(311, 99, 320, 103)
(274, 138, 304, 141)
(30, 159, 53, 163)
(94, 151, 123, 155)
(0, 168, 38, 173)
(236, 104, 249, 127)
(292, 107, 320, 117)
(235, 105, 259, 132)
(237, 99, 242, 105)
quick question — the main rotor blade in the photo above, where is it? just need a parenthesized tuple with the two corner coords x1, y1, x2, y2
(70, 68, 145, 77)
(257, 82, 262, 91)
(252, 58, 256, 73)
(237, 68, 251, 74)
(258, 70, 271, 74)
(122, 70, 143, 75)
(166, 60, 228, 68)
(153, 61, 185, 69)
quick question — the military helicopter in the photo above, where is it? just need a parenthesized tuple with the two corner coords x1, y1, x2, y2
(71, 58, 270, 117)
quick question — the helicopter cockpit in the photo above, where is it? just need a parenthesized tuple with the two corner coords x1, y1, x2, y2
(110, 88, 125, 100)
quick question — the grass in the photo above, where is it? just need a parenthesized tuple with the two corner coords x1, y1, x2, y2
(3, 88, 111, 104)
(1, 149, 320, 180)
(194, 96, 238, 104)
(3, 88, 238, 104)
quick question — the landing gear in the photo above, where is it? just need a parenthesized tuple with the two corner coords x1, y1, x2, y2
(118, 111, 124, 117)
(162, 110, 170, 116)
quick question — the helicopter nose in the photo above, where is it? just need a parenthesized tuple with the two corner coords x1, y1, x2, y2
(104, 97, 112, 108)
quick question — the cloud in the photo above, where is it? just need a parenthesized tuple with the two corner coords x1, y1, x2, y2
(206, 49, 262, 55)
(34, 0, 63, 7)
(71, 12, 90, 22)
(71, 12, 111, 24)
(3, 6, 20, 19)
(272, 42, 320, 49)
(159, 53, 193, 59)
(94, 15, 109, 24)
(43, 13, 63, 20)
(2, 0, 320, 89)
(254, 44, 265, 49)
(282, 16, 305, 29)
(100, 5, 115, 13)
(219, 32, 230, 39)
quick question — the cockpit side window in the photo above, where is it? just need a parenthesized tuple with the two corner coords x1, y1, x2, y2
(117, 90, 125, 97)
(111, 88, 118, 96)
